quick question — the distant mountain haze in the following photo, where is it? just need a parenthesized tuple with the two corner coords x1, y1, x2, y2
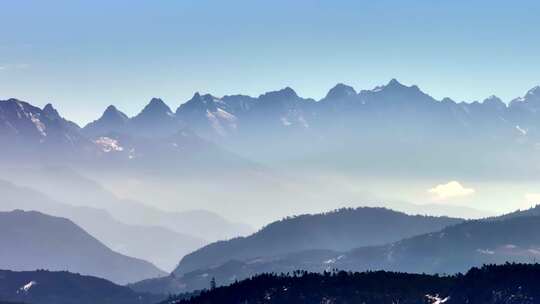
(2, 80, 540, 179)
(0, 167, 253, 242)
(0, 210, 166, 284)
(0, 179, 206, 271)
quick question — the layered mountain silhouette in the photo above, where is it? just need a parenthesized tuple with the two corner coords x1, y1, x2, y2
(3, 79, 540, 178)
(0, 179, 206, 271)
(132, 207, 462, 293)
(0, 210, 166, 284)
(0, 167, 253, 242)
(132, 209, 540, 293)
(173, 207, 462, 275)
(145, 213, 540, 293)
(0, 269, 164, 304)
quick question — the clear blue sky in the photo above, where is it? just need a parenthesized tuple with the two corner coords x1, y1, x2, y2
(1, 0, 539, 125)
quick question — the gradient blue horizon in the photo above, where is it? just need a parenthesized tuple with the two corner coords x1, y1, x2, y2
(1, 0, 539, 124)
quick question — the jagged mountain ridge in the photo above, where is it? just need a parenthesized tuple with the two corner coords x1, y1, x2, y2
(82, 79, 539, 142)
(3, 79, 540, 177)
(0, 99, 91, 159)
(0, 98, 257, 176)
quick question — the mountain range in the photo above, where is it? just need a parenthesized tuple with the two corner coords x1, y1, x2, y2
(3, 79, 540, 178)
(0, 98, 255, 177)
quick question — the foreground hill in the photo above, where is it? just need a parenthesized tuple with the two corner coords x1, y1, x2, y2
(132, 208, 461, 294)
(174, 207, 462, 275)
(336, 214, 540, 274)
(137, 213, 540, 293)
(0, 269, 163, 304)
(164, 264, 540, 304)
(0, 210, 165, 284)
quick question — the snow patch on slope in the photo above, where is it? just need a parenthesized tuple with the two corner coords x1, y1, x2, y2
(18, 281, 37, 293)
(516, 125, 528, 135)
(425, 294, 449, 304)
(206, 109, 237, 136)
(94, 136, 124, 152)
(30, 115, 47, 137)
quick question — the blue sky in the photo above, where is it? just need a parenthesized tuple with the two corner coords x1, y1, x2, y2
(1, 0, 539, 124)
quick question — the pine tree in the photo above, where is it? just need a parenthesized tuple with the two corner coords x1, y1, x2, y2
(210, 277, 216, 290)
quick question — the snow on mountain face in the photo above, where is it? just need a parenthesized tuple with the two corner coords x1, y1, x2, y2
(510, 86, 540, 109)
(176, 93, 240, 137)
(524, 86, 540, 99)
(205, 108, 238, 136)
(6, 80, 540, 172)
(17, 281, 37, 294)
(30, 114, 47, 137)
(0, 100, 47, 138)
(516, 125, 528, 135)
(94, 136, 124, 152)
(425, 294, 449, 304)
(0, 99, 87, 146)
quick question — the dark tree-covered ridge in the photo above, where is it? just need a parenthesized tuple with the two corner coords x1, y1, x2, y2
(166, 263, 540, 304)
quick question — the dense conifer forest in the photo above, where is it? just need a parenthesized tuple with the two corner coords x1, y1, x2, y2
(164, 263, 540, 304)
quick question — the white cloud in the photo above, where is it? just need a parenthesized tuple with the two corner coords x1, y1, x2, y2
(428, 181, 475, 200)
(0, 63, 30, 71)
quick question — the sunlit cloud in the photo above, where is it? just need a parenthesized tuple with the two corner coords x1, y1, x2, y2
(428, 181, 475, 200)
